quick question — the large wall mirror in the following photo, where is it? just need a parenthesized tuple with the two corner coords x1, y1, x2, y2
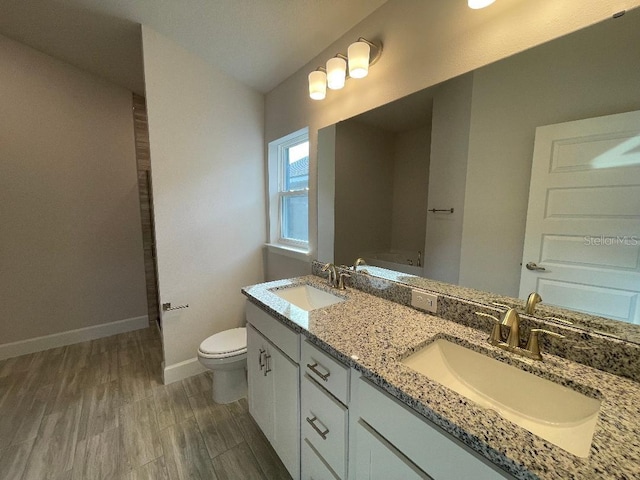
(317, 8, 640, 343)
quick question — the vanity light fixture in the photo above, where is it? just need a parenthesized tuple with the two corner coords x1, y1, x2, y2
(308, 37, 382, 100)
(348, 40, 371, 78)
(468, 0, 496, 8)
(326, 56, 347, 90)
(308, 69, 327, 100)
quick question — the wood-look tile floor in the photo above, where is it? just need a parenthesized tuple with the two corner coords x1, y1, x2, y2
(0, 327, 292, 480)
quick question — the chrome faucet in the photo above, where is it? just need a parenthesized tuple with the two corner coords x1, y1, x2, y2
(321, 263, 338, 287)
(525, 292, 542, 315)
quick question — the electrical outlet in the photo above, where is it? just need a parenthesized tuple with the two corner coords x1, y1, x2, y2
(411, 289, 437, 313)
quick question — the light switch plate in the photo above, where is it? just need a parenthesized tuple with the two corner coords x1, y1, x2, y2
(411, 289, 438, 313)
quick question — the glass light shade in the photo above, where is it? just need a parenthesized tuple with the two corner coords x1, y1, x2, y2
(308, 70, 327, 100)
(348, 41, 370, 79)
(326, 57, 346, 90)
(468, 0, 495, 8)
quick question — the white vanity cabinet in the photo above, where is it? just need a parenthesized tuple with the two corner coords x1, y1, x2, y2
(246, 303, 301, 480)
(246, 300, 516, 480)
(351, 376, 515, 480)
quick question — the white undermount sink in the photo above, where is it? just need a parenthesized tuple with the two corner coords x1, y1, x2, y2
(402, 338, 601, 458)
(272, 284, 344, 311)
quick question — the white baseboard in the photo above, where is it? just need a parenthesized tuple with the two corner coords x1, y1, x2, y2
(0, 315, 149, 361)
(163, 357, 206, 385)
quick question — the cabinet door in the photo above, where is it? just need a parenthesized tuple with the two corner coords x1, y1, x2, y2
(247, 324, 273, 440)
(271, 342, 300, 480)
(354, 420, 431, 480)
(302, 438, 341, 480)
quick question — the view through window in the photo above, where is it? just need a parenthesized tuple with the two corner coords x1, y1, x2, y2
(280, 139, 309, 245)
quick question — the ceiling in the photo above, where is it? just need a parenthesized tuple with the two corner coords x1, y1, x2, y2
(0, 0, 388, 95)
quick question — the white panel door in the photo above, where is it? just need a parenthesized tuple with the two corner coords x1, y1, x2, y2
(519, 110, 640, 324)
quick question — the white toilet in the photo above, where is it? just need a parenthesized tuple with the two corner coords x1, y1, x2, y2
(197, 327, 247, 404)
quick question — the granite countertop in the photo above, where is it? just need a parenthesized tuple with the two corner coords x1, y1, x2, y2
(242, 275, 640, 480)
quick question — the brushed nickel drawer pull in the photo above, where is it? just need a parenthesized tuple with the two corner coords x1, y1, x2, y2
(306, 416, 329, 439)
(264, 353, 272, 376)
(306, 362, 330, 382)
(258, 349, 265, 370)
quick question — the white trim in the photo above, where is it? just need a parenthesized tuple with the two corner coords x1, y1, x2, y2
(265, 243, 312, 262)
(163, 357, 207, 385)
(0, 315, 149, 360)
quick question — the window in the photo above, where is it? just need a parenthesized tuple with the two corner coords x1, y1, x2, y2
(268, 128, 309, 251)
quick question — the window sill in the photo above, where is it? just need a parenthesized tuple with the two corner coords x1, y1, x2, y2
(265, 243, 311, 262)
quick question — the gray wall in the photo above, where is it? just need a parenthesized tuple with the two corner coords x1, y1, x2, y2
(264, 0, 622, 280)
(141, 27, 265, 382)
(423, 73, 473, 284)
(391, 127, 431, 254)
(0, 34, 147, 345)
(334, 121, 394, 266)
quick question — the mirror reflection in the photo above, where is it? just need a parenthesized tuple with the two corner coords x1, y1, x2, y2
(318, 9, 640, 340)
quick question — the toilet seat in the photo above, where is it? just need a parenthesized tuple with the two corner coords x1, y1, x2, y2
(198, 327, 247, 359)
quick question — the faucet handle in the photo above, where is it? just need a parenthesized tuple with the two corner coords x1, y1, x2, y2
(490, 302, 511, 310)
(338, 272, 351, 290)
(525, 328, 565, 360)
(476, 312, 503, 345)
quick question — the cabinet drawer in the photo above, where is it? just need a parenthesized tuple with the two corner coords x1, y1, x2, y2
(246, 301, 300, 362)
(356, 377, 514, 479)
(302, 374, 348, 479)
(302, 339, 349, 404)
(301, 438, 341, 480)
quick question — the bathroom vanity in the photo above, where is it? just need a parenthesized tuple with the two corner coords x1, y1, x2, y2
(242, 268, 640, 479)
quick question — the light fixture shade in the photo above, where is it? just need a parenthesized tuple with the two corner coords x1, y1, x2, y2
(308, 70, 327, 100)
(326, 57, 347, 90)
(468, 0, 495, 8)
(348, 41, 370, 79)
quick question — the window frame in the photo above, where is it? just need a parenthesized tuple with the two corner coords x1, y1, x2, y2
(268, 127, 310, 253)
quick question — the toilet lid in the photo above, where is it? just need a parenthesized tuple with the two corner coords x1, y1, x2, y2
(199, 327, 247, 355)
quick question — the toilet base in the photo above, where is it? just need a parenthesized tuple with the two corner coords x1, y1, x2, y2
(212, 368, 247, 404)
